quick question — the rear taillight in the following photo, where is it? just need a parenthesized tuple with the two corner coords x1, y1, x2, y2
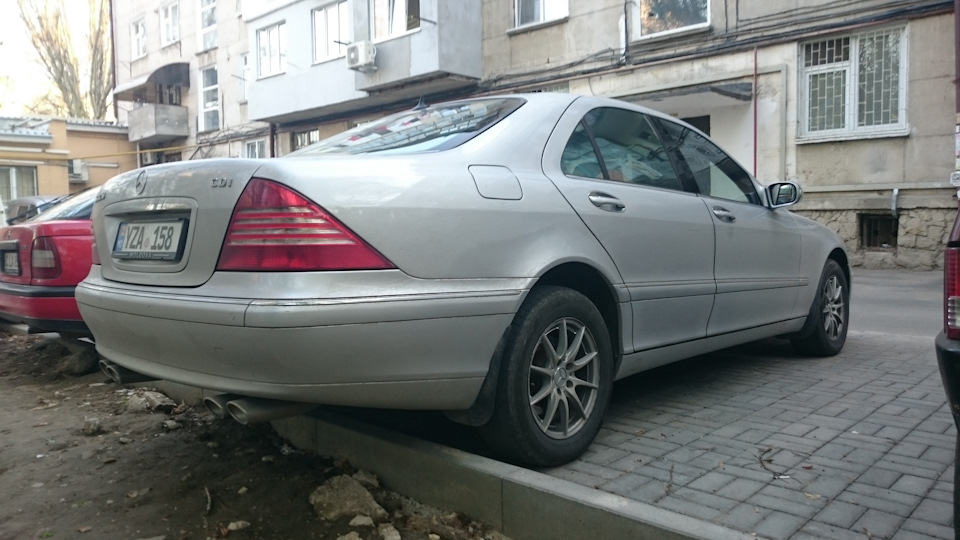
(216, 178, 395, 272)
(946, 247, 960, 338)
(32, 237, 61, 279)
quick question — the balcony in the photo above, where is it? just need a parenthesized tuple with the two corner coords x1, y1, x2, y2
(127, 104, 189, 144)
(246, 0, 481, 125)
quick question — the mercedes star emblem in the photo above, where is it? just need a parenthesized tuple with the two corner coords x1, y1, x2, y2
(135, 171, 148, 194)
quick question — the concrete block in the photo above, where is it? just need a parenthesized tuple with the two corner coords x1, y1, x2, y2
(717, 503, 769, 531)
(814, 500, 866, 528)
(852, 508, 905, 539)
(752, 511, 807, 540)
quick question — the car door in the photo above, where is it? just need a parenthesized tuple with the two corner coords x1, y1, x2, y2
(543, 102, 717, 354)
(655, 118, 804, 335)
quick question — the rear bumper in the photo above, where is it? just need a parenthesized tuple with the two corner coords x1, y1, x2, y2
(0, 281, 87, 335)
(934, 332, 960, 427)
(76, 270, 525, 410)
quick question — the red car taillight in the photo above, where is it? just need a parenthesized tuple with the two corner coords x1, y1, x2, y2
(216, 178, 395, 272)
(31, 237, 61, 279)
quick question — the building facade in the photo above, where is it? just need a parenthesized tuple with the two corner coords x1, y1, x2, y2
(0, 117, 137, 202)
(111, 0, 270, 165)
(111, 0, 957, 269)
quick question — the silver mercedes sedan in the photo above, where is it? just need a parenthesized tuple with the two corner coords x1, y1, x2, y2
(76, 93, 849, 466)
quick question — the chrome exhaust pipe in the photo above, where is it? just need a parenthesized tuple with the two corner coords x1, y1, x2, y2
(225, 397, 316, 425)
(99, 359, 158, 385)
(203, 393, 242, 419)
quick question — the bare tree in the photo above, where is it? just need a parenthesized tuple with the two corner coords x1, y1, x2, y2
(25, 89, 70, 117)
(17, 0, 112, 120)
(86, 0, 111, 120)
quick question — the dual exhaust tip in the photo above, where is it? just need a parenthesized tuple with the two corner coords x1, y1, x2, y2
(99, 359, 315, 425)
(202, 393, 316, 425)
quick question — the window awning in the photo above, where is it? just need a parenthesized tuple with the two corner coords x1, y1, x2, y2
(113, 62, 190, 102)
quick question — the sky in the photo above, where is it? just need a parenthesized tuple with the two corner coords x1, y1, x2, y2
(0, 0, 90, 117)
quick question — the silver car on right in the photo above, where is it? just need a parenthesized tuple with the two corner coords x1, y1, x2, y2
(77, 94, 849, 466)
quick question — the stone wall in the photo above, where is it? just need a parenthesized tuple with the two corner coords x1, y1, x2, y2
(795, 208, 956, 270)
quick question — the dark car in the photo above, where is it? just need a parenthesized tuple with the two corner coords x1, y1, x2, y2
(934, 209, 960, 527)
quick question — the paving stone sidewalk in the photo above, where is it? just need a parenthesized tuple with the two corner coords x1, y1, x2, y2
(545, 331, 955, 540)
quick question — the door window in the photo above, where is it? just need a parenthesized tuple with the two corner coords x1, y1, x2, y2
(657, 119, 759, 204)
(561, 108, 683, 192)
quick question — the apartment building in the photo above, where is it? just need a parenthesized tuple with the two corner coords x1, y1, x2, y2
(111, 0, 270, 165)
(112, 0, 957, 269)
(480, 0, 956, 269)
(242, 0, 482, 154)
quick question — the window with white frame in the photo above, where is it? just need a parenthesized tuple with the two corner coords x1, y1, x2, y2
(200, 0, 217, 51)
(131, 18, 146, 58)
(635, 0, 709, 38)
(160, 2, 179, 46)
(257, 22, 286, 77)
(0, 166, 38, 203)
(245, 140, 266, 158)
(372, 0, 419, 40)
(514, 0, 567, 27)
(800, 26, 907, 140)
(313, 1, 349, 62)
(199, 66, 220, 132)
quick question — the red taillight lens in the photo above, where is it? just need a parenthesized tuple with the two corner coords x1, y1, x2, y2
(216, 178, 395, 272)
(31, 237, 61, 279)
(946, 247, 960, 338)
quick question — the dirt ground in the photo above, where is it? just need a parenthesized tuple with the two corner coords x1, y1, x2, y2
(0, 333, 505, 540)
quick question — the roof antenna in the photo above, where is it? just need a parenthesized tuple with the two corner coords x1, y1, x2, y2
(412, 96, 428, 110)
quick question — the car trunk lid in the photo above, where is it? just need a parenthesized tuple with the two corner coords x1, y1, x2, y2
(0, 226, 37, 284)
(94, 160, 264, 287)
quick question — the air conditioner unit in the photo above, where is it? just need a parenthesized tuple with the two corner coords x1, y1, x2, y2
(346, 40, 377, 72)
(140, 151, 157, 166)
(68, 159, 88, 184)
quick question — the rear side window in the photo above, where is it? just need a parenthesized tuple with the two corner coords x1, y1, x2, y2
(32, 189, 98, 221)
(561, 107, 683, 192)
(657, 119, 760, 205)
(292, 98, 525, 156)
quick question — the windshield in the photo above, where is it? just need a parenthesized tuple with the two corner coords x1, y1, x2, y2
(32, 188, 98, 222)
(290, 98, 525, 156)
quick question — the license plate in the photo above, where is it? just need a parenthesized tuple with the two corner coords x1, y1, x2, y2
(2, 252, 18, 275)
(113, 220, 186, 261)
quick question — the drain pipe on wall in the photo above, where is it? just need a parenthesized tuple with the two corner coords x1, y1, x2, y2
(753, 47, 758, 177)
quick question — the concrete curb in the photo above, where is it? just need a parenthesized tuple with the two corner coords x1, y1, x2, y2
(272, 411, 754, 540)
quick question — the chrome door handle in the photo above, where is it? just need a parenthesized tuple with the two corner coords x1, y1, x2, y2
(588, 192, 625, 212)
(712, 206, 736, 223)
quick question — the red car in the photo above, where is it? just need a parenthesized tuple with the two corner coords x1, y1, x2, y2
(0, 188, 98, 337)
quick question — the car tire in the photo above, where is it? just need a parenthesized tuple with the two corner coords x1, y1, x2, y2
(478, 286, 613, 467)
(791, 259, 849, 357)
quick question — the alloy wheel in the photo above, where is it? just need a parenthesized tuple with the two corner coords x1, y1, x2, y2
(822, 275, 845, 340)
(527, 317, 600, 439)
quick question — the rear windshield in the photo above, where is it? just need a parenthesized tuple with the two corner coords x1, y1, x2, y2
(290, 98, 525, 156)
(32, 188, 98, 221)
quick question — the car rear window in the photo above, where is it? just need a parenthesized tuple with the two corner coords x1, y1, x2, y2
(32, 188, 98, 221)
(290, 98, 525, 156)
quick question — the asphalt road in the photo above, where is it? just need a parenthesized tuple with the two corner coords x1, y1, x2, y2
(849, 269, 942, 338)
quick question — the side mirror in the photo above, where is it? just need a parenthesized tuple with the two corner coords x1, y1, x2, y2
(767, 181, 802, 209)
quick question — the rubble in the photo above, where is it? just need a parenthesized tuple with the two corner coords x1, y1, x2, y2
(309, 475, 388, 521)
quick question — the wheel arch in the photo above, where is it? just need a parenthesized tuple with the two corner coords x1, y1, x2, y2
(534, 262, 622, 363)
(828, 247, 851, 292)
(444, 261, 622, 427)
